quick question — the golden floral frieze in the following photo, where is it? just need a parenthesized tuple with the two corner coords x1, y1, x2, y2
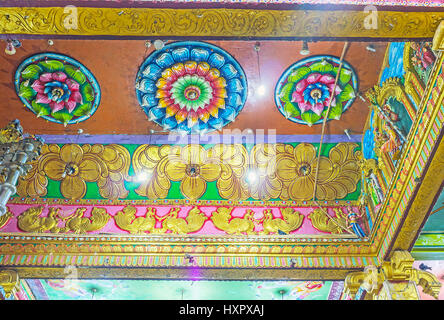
(133, 142, 361, 202)
(17, 144, 131, 200)
(0, 7, 443, 39)
(17, 142, 361, 201)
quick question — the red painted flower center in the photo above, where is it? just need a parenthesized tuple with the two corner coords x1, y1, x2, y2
(184, 86, 201, 101)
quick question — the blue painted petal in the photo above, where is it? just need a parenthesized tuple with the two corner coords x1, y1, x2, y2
(208, 53, 225, 69)
(197, 120, 209, 132)
(227, 78, 243, 93)
(47, 81, 63, 87)
(136, 79, 157, 93)
(226, 93, 242, 110)
(219, 106, 237, 122)
(306, 84, 315, 90)
(220, 64, 238, 80)
(175, 121, 191, 134)
(190, 121, 204, 134)
(162, 116, 178, 130)
(155, 52, 175, 68)
(321, 89, 330, 99)
(61, 90, 71, 101)
(190, 48, 210, 62)
(44, 87, 51, 94)
(148, 106, 165, 120)
(307, 97, 315, 105)
(60, 83, 69, 91)
(141, 94, 158, 108)
(208, 116, 224, 130)
(171, 47, 190, 62)
(142, 64, 162, 80)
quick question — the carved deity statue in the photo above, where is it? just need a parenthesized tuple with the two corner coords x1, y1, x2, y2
(346, 206, 366, 238)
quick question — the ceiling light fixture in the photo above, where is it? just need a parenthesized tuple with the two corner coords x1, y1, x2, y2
(5, 41, 16, 55)
(366, 45, 376, 52)
(300, 41, 310, 56)
(134, 170, 151, 183)
(254, 42, 266, 97)
(256, 84, 266, 96)
(153, 39, 165, 50)
(246, 170, 258, 185)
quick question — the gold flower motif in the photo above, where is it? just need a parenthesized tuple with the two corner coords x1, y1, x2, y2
(276, 143, 333, 200)
(248, 144, 283, 200)
(133, 144, 248, 201)
(164, 144, 221, 199)
(42, 144, 104, 199)
(21, 144, 130, 200)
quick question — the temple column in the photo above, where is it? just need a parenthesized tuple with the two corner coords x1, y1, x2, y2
(343, 251, 441, 300)
(0, 269, 19, 300)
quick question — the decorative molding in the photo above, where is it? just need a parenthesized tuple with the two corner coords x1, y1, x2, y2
(375, 51, 444, 259)
(0, 7, 443, 39)
(432, 20, 444, 51)
(17, 142, 362, 202)
(12, 266, 355, 281)
(390, 130, 443, 251)
(17, 206, 110, 234)
(3, 203, 368, 238)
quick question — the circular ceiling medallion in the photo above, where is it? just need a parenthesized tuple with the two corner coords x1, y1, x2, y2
(275, 55, 358, 126)
(15, 53, 101, 126)
(135, 41, 248, 134)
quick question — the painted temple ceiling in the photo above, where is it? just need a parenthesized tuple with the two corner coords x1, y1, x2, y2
(0, 0, 443, 288)
(1, 40, 384, 134)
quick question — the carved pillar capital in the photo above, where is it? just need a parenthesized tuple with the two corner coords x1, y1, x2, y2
(343, 250, 442, 300)
(344, 265, 384, 299)
(0, 269, 19, 299)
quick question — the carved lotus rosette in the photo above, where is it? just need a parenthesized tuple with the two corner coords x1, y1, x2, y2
(14, 53, 101, 126)
(135, 41, 247, 134)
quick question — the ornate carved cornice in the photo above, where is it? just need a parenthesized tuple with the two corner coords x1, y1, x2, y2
(344, 251, 441, 300)
(13, 266, 354, 281)
(0, 7, 443, 39)
(370, 50, 444, 259)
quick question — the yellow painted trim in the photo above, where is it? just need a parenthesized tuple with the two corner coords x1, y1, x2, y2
(0, 7, 443, 39)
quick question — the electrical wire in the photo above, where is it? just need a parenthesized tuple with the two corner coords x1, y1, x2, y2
(312, 42, 349, 201)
